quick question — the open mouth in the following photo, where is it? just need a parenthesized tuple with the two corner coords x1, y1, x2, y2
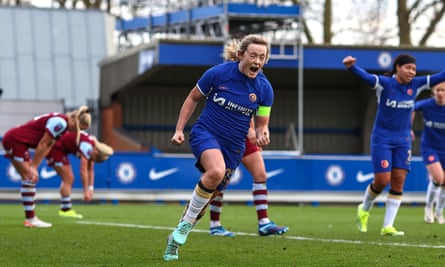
(250, 66, 259, 73)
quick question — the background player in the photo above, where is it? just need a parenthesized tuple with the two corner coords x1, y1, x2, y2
(2, 106, 90, 227)
(343, 54, 445, 236)
(412, 81, 445, 224)
(46, 131, 114, 219)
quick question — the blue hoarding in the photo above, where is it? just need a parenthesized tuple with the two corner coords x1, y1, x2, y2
(0, 153, 428, 193)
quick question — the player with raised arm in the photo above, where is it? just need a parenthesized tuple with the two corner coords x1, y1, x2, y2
(343, 54, 445, 236)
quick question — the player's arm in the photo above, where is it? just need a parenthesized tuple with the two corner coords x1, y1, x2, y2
(171, 86, 203, 145)
(30, 116, 68, 181)
(30, 132, 56, 180)
(343, 56, 378, 88)
(80, 156, 94, 201)
(411, 111, 416, 141)
(255, 105, 271, 147)
(429, 68, 445, 86)
(412, 100, 426, 141)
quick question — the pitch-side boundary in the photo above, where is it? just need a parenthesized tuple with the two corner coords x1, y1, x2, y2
(0, 190, 428, 204)
(77, 220, 445, 249)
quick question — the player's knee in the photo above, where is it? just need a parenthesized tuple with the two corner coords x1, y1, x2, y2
(63, 176, 75, 185)
(206, 167, 226, 182)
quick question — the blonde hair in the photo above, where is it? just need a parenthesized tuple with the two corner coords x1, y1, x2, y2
(223, 34, 270, 63)
(66, 106, 92, 145)
(223, 39, 240, 61)
(77, 106, 92, 130)
(91, 136, 114, 162)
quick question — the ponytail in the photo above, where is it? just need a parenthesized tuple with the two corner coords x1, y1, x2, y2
(66, 106, 91, 145)
(223, 39, 241, 61)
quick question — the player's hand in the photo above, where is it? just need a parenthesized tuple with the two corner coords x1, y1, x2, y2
(256, 128, 270, 146)
(342, 56, 356, 68)
(171, 131, 185, 145)
(84, 190, 93, 202)
(27, 165, 39, 183)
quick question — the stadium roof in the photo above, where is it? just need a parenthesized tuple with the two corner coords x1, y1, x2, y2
(99, 39, 445, 107)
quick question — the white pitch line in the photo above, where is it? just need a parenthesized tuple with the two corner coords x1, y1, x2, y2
(77, 221, 445, 249)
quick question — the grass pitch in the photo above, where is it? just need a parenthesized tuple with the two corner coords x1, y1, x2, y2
(0, 202, 444, 266)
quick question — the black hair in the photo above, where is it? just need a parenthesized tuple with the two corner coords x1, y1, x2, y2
(384, 54, 416, 76)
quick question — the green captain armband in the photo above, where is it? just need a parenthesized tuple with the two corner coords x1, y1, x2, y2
(257, 106, 271, 116)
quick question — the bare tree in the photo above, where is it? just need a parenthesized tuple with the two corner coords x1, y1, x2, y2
(4, 0, 444, 46)
(398, 0, 445, 46)
(350, 0, 390, 45)
(0, 0, 22, 5)
(299, 0, 324, 44)
(397, 0, 412, 45)
(55, 0, 106, 10)
(301, 18, 314, 44)
(302, 0, 445, 46)
(343, 0, 445, 46)
(81, 0, 101, 9)
(289, 0, 314, 43)
(323, 0, 332, 43)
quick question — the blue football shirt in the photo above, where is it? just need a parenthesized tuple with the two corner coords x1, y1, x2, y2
(349, 65, 445, 145)
(415, 98, 445, 151)
(194, 61, 274, 147)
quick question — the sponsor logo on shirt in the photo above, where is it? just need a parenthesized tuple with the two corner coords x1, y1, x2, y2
(54, 123, 64, 133)
(425, 120, 445, 129)
(212, 92, 254, 116)
(428, 154, 436, 163)
(385, 99, 413, 109)
(249, 93, 257, 102)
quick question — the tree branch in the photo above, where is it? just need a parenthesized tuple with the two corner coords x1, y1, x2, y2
(419, 0, 445, 45)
